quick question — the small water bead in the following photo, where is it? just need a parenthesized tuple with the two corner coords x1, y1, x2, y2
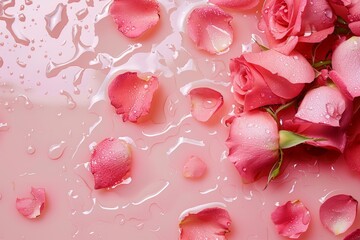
(0, 122, 9, 131)
(27, 145, 36, 155)
(48, 141, 66, 160)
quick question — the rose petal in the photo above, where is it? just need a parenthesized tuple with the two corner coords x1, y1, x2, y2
(271, 200, 311, 239)
(345, 111, 360, 173)
(108, 72, 159, 122)
(183, 156, 207, 179)
(187, 6, 233, 54)
(189, 88, 223, 122)
(90, 138, 132, 190)
(16, 187, 46, 219)
(209, 0, 259, 10)
(344, 229, 360, 240)
(331, 37, 360, 98)
(243, 50, 314, 85)
(109, 0, 160, 38)
(226, 111, 279, 183)
(320, 194, 358, 235)
(179, 207, 231, 239)
(295, 86, 347, 127)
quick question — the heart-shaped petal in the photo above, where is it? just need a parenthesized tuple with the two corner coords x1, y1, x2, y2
(189, 88, 223, 122)
(320, 194, 358, 235)
(295, 86, 347, 127)
(271, 200, 311, 239)
(108, 72, 159, 122)
(331, 37, 360, 98)
(187, 5, 233, 54)
(90, 138, 132, 190)
(109, 0, 160, 38)
(209, 0, 259, 10)
(183, 156, 207, 179)
(16, 187, 46, 219)
(179, 207, 231, 239)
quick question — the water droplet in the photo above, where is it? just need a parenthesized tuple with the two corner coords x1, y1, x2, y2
(0, 122, 9, 132)
(18, 13, 26, 22)
(324, 9, 333, 19)
(242, 167, 247, 172)
(60, 90, 77, 109)
(45, 3, 69, 38)
(48, 141, 66, 160)
(293, 56, 299, 60)
(25, 0, 33, 5)
(76, 8, 88, 21)
(0, 57, 3, 68)
(27, 145, 36, 155)
(16, 58, 27, 68)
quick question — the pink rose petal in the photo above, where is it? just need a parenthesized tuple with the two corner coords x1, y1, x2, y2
(187, 6, 233, 54)
(16, 187, 46, 219)
(189, 88, 223, 122)
(320, 194, 358, 235)
(183, 156, 207, 179)
(109, 0, 160, 38)
(344, 229, 360, 240)
(179, 207, 231, 239)
(108, 72, 159, 122)
(209, 0, 259, 10)
(90, 138, 132, 190)
(295, 86, 347, 127)
(331, 37, 360, 98)
(271, 200, 311, 239)
(226, 110, 279, 183)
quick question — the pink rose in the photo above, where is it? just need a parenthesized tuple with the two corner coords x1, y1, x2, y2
(260, 0, 336, 54)
(230, 49, 314, 111)
(226, 110, 280, 183)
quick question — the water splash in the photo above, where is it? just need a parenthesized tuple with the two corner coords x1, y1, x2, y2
(44, 3, 69, 38)
(0, 0, 30, 45)
(60, 90, 77, 109)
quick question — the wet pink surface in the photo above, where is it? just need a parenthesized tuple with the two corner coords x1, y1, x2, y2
(1, 0, 360, 239)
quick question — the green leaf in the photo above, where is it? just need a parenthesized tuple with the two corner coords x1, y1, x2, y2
(264, 149, 283, 190)
(279, 130, 313, 149)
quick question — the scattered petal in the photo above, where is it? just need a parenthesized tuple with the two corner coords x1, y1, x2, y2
(187, 5, 233, 54)
(295, 86, 347, 127)
(109, 0, 160, 38)
(183, 156, 207, 179)
(189, 88, 223, 122)
(179, 207, 231, 239)
(226, 111, 280, 183)
(271, 200, 311, 239)
(209, 0, 259, 10)
(320, 194, 358, 235)
(331, 36, 360, 98)
(16, 187, 46, 219)
(108, 72, 159, 122)
(344, 229, 360, 240)
(90, 138, 132, 190)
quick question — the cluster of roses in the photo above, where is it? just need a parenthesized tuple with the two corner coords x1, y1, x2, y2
(105, 0, 360, 239)
(223, 0, 360, 239)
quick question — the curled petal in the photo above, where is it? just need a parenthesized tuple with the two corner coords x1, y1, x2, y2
(226, 111, 279, 183)
(209, 0, 259, 10)
(271, 200, 311, 239)
(90, 138, 132, 190)
(179, 207, 231, 239)
(109, 0, 160, 38)
(183, 156, 207, 179)
(189, 88, 223, 122)
(243, 50, 314, 85)
(187, 6, 233, 54)
(331, 37, 360, 98)
(295, 86, 347, 127)
(108, 72, 159, 122)
(16, 187, 46, 219)
(320, 194, 358, 235)
(344, 229, 360, 240)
